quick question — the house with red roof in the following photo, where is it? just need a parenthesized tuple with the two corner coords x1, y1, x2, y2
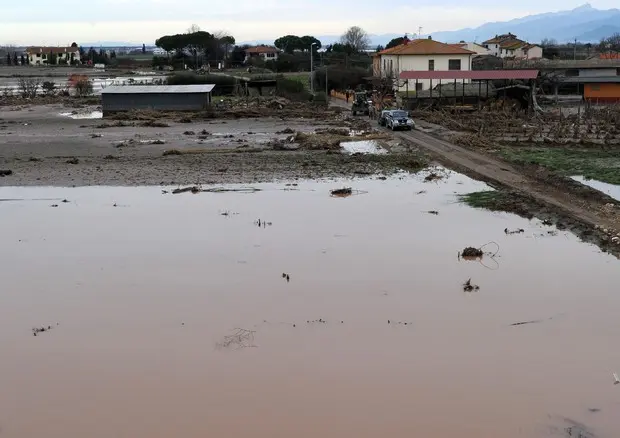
(244, 45, 280, 63)
(374, 36, 475, 91)
(482, 34, 542, 59)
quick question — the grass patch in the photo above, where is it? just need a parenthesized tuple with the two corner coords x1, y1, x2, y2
(458, 191, 506, 210)
(501, 147, 620, 185)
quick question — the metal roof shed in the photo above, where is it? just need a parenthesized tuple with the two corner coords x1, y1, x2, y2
(101, 84, 215, 115)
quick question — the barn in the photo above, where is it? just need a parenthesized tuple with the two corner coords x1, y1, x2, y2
(101, 84, 215, 115)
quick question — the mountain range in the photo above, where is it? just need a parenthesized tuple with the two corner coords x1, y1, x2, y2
(240, 3, 620, 47)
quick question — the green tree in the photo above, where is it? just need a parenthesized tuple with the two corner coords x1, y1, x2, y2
(300, 35, 321, 52)
(6, 53, 11, 65)
(13, 52, 18, 65)
(142, 43, 146, 54)
(274, 35, 302, 53)
(20, 54, 25, 65)
(386, 36, 406, 49)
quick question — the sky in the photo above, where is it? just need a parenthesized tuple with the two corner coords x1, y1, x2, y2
(1, 0, 618, 45)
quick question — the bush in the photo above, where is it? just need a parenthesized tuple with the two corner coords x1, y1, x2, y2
(18, 78, 40, 98)
(42, 81, 56, 95)
(276, 76, 310, 101)
(75, 78, 94, 97)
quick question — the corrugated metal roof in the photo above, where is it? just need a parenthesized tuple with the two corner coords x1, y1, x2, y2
(562, 76, 620, 83)
(399, 70, 539, 80)
(102, 85, 215, 94)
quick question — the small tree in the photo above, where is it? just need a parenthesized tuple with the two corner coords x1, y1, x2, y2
(74, 78, 94, 97)
(6, 53, 11, 65)
(142, 43, 146, 54)
(13, 53, 18, 65)
(18, 78, 40, 98)
(20, 54, 25, 65)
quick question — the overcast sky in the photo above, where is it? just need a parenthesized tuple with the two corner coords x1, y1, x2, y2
(1, 0, 618, 45)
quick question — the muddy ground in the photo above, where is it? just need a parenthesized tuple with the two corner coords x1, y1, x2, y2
(0, 102, 423, 186)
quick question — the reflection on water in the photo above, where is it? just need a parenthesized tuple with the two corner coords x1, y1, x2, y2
(0, 173, 618, 438)
(572, 175, 620, 202)
(59, 111, 103, 119)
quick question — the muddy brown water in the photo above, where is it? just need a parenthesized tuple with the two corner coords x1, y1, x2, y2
(0, 171, 619, 438)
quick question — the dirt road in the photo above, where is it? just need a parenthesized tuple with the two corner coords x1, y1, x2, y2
(398, 129, 618, 228)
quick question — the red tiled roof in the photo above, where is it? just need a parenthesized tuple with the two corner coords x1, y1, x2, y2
(399, 70, 539, 80)
(378, 39, 474, 56)
(26, 46, 79, 54)
(245, 45, 279, 54)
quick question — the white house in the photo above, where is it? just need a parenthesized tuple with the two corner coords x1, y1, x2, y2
(374, 37, 474, 91)
(26, 46, 81, 65)
(244, 45, 279, 63)
(450, 42, 491, 56)
(482, 34, 542, 59)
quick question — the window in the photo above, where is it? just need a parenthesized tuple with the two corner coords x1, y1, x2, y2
(428, 60, 434, 71)
(416, 83, 423, 91)
(448, 59, 461, 70)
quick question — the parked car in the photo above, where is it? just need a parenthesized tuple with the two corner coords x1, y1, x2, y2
(386, 110, 415, 131)
(378, 110, 392, 126)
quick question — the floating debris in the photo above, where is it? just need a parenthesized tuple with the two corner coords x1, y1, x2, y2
(172, 186, 201, 194)
(424, 172, 443, 182)
(510, 320, 542, 327)
(462, 278, 480, 292)
(0, 169, 13, 177)
(281, 273, 290, 282)
(426, 210, 439, 215)
(215, 328, 257, 350)
(614, 373, 619, 385)
(504, 228, 525, 235)
(255, 219, 273, 228)
(461, 247, 484, 258)
(330, 187, 352, 197)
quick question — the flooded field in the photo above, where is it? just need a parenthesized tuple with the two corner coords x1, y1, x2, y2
(573, 176, 620, 202)
(0, 171, 619, 438)
(0, 74, 164, 95)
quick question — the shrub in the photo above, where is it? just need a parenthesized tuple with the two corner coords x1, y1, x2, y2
(276, 76, 310, 101)
(166, 73, 236, 87)
(18, 78, 40, 98)
(42, 81, 56, 95)
(75, 78, 94, 97)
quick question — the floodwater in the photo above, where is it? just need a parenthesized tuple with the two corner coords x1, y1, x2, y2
(59, 110, 103, 119)
(0, 75, 165, 95)
(573, 176, 620, 202)
(1, 172, 619, 438)
(340, 139, 387, 155)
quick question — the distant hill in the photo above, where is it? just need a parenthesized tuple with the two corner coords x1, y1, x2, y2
(241, 3, 620, 48)
(383, 3, 620, 45)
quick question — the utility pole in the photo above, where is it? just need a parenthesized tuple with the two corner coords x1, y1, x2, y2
(574, 38, 577, 61)
(310, 42, 317, 94)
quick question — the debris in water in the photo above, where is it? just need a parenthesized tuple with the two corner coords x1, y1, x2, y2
(462, 278, 480, 292)
(415, 190, 427, 195)
(0, 169, 13, 177)
(62, 199, 69, 203)
(614, 373, 619, 385)
(504, 228, 525, 235)
(587, 408, 601, 413)
(32, 325, 53, 336)
(255, 219, 273, 228)
(183, 131, 196, 136)
(281, 273, 290, 282)
(172, 186, 201, 194)
(510, 320, 542, 327)
(461, 247, 484, 258)
(330, 187, 353, 197)
(66, 158, 79, 165)
(424, 172, 443, 182)
(426, 210, 439, 215)
(50, 204, 59, 208)
(215, 328, 257, 350)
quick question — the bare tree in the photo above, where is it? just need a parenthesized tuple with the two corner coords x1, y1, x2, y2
(540, 38, 557, 48)
(187, 24, 201, 34)
(340, 26, 371, 53)
(18, 78, 40, 98)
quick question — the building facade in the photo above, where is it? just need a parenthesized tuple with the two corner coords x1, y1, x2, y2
(244, 46, 279, 63)
(26, 46, 81, 65)
(482, 34, 542, 59)
(375, 37, 474, 92)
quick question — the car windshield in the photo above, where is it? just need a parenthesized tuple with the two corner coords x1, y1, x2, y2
(392, 111, 408, 118)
